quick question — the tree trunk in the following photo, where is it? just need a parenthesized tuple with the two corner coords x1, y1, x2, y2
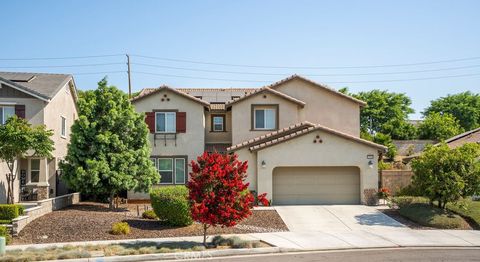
(109, 191, 115, 210)
(6, 161, 16, 204)
(203, 224, 208, 247)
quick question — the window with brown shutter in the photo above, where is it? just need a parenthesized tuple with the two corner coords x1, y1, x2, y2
(176, 112, 186, 133)
(14, 105, 25, 119)
(145, 112, 155, 133)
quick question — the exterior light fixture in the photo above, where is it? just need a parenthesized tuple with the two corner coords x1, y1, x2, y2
(261, 160, 266, 168)
(368, 160, 374, 169)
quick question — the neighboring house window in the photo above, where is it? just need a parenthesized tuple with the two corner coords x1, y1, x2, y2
(253, 106, 277, 130)
(155, 112, 176, 133)
(30, 159, 40, 183)
(0, 106, 15, 125)
(61, 116, 67, 137)
(156, 157, 186, 184)
(212, 115, 225, 132)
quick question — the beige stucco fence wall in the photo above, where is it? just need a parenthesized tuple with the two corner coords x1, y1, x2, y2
(380, 170, 414, 195)
(11, 192, 80, 235)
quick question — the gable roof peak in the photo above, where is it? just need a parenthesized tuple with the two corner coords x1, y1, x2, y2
(266, 74, 367, 106)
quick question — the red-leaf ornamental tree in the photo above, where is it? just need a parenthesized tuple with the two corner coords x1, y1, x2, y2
(187, 152, 254, 246)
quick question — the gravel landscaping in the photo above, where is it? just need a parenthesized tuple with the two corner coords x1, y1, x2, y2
(12, 202, 288, 245)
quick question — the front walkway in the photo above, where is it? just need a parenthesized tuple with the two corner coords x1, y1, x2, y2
(274, 205, 406, 232)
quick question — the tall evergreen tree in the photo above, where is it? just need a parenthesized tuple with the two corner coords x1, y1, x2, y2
(61, 78, 158, 209)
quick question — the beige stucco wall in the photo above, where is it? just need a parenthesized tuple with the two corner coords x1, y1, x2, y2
(130, 90, 206, 198)
(234, 147, 257, 191)
(234, 130, 379, 204)
(205, 111, 232, 144)
(273, 78, 361, 137)
(0, 81, 77, 202)
(230, 93, 301, 145)
(0, 95, 46, 203)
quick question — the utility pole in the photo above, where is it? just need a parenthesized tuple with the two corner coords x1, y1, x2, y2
(126, 54, 132, 98)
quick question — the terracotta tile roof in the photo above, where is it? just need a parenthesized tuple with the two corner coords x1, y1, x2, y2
(266, 74, 367, 106)
(131, 85, 210, 106)
(228, 122, 387, 152)
(225, 87, 306, 107)
(227, 122, 316, 151)
(249, 124, 387, 152)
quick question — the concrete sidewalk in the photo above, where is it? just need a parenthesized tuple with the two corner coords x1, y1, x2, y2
(8, 229, 480, 252)
(250, 229, 480, 251)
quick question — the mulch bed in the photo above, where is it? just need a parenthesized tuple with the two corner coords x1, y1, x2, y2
(13, 202, 288, 245)
(380, 208, 435, 230)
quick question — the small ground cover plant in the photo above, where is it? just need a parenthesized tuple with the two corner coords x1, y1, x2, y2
(142, 210, 158, 220)
(110, 222, 131, 235)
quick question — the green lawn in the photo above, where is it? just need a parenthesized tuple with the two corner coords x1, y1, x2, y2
(447, 199, 480, 229)
(399, 203, 470, 229)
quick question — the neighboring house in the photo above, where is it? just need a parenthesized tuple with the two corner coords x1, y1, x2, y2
(130, 75, 386, 205)
(0, 72, 78, 203)
(443, 127, 480, 148)
(393, 139, 436, 162)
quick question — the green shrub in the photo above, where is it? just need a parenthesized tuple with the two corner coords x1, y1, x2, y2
(0, 205, 24, 220)
(0, 226, 11, 245)
(142, 210, 158, 220)
(110, 222, 130, 235)
(399, 203, 469, 229)
(150, 186, 192, 226)
(396, 184, 423, 197)
(389, 196, 429, 209)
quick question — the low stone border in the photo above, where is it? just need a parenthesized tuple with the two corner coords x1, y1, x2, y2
(11, 193, 80, 236)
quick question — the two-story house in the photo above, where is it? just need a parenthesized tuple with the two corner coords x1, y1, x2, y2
(130, 75, 386, 205)
(0, 72, 78, 203)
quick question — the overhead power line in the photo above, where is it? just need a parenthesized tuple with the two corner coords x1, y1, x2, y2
(73, 71, 125, 75)
(133, 71, 480, 84)
(0, 62, 124, 69)
(132, 62, 480, 77)
(131, 54, 480, 69)
(0, 54, 124, 61)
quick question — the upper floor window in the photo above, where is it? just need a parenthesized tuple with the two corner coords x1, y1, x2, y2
(212, 115, 225, 132)
(253, 105, 277, 130)
(156, 112, 176, 133)
(61, 116, 67, 138)
(0, 106, 15, 125)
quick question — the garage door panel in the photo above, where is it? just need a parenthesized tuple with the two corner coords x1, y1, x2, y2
(273, 167, 360, 205)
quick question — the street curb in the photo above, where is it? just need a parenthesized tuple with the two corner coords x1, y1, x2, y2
(45, 247, 282, 262)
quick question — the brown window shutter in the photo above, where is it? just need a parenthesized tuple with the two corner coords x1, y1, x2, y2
(176, 112, 186, 133)
(15, 105, 26, 119)
(145, 112, 155, 133)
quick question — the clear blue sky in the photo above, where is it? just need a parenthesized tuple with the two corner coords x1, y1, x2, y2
(1, 0, 479, 118)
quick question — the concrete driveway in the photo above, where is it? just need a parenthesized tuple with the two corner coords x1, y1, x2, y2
(275, 205, 407, 232)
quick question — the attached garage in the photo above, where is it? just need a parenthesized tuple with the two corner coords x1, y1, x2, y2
(272, 167, 361, 205)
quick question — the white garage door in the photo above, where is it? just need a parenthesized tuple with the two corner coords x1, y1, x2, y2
(273, 167, 360, 205)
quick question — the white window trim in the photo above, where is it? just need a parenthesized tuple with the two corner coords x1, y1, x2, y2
(60, 116, 67, 138)
(212, 116, 224, 132)
(174, 158, 186, 184)
(0, 105, 15, 125)
(253, 108, 276, 130)
(155, 112, 176, 133)
(28, 158, 41, 184)
(158, 158, 174, 184)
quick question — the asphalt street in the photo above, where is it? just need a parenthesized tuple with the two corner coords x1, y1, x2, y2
(172, 247, 480, 262)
